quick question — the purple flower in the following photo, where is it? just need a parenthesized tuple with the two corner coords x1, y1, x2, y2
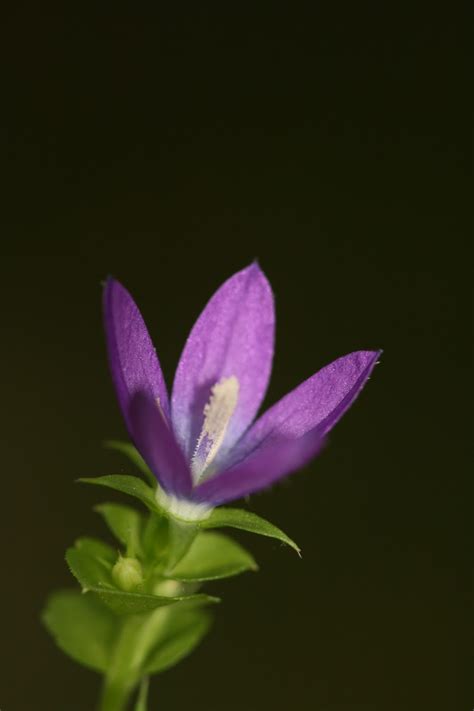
(104, 264, 380, 521)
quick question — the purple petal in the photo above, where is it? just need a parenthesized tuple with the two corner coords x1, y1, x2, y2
(234, 350, 381, 457)
(193, 431, 327, 505)
(129, 392, 193, 497)
(171, 263, 275, 460)
(193, 350, 380, 504)
(103, 278, 170, 435)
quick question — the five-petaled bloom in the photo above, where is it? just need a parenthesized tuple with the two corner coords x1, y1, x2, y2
(104, 264, 380, 522)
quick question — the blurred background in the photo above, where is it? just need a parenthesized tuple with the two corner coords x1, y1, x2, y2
(1, 6, 468, 711)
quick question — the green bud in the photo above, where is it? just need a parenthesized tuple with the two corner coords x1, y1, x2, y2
(112, 555, 144, 592)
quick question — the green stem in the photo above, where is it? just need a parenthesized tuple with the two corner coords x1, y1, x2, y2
(135, 678, 150, 711)
(98, 606, 172, 711)
(98, 675, 136, 711)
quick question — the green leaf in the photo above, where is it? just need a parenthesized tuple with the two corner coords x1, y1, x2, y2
(144, 608, 212, 675)
(91, 589, 219, 616)
(66, 539, 117, 591)
(134, 678, 149, 711)
(168, 532, 257, 581)
(95, 502, 144, 557)
(66, 539, 219, 615)
(78, 475, 160, 513)
(75, 536, 118, 563)
(201, 507, 301, 555)
(42, 589, 116, 673)
(104, 440, 156, 488)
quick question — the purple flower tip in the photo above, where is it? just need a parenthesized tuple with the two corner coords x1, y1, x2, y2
(103, 265, 381, 518)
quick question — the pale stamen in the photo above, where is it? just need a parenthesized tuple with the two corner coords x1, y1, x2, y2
(191, 375, 239, 485)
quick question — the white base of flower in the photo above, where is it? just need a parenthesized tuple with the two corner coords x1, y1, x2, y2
(155, 487, 213, 523)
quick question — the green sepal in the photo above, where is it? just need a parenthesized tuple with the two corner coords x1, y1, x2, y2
(78, 475, 160, 513)
(79, 476, 300, 555)
(201, 506, 301, 555)
(66, 538, 219, 615)
(41, 589, 116, 673)
(104, 440, 156, 488)
(144, 607, 212, 675)
(168, 532, 257, 581)
(141, 512, 169, 562)
(166, 518, 198, 570)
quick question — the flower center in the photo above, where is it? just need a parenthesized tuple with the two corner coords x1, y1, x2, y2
(191, 375, 239, 485)
(155, 488, 213, 522)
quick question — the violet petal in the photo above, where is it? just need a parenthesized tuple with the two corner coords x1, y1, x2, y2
(171, 263, 275, 460)
(193, 431, 327, 505)
(194, 350, 380, 504)
(129, 391, 193, 497)
(103, 278, 171, 435)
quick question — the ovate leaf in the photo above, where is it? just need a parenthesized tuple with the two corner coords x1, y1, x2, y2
(201, 507, 300, 555)
(42, 589, 116, 672)
(168, 532, 257, 581)
(66, 538, 117, 591)
(144, 608, 212, 675)
(75, 536, 118, 563)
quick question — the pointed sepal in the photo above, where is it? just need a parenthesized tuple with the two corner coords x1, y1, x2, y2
(201, 507, 301, 555)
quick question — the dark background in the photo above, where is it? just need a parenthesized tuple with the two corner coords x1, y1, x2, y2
(1, 7, 468, 711)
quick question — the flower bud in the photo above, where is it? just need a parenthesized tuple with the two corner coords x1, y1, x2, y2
(112, 555, 144, 592)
